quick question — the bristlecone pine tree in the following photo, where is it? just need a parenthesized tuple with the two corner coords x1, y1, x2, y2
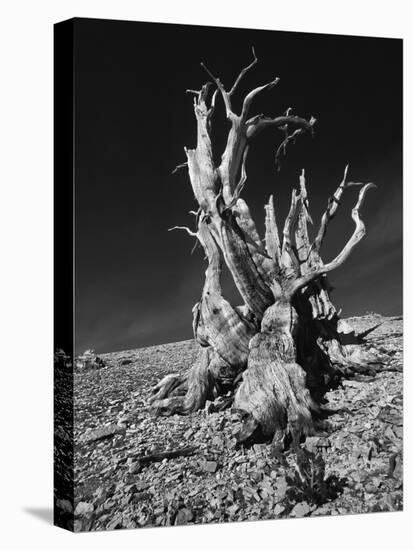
(149, 51, 383, 447)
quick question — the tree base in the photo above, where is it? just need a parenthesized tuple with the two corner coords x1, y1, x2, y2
(149, 311, 386, 445)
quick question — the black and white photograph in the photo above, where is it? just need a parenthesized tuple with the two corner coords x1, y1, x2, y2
(3, 0, 413, 547)
(49, 12, 406, 535)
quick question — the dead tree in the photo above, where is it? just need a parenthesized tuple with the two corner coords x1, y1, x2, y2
(150, 50, 382, 446)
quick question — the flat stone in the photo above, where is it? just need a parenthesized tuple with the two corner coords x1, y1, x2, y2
(365, 482, 378, 493)
(121, 494, 132, 507)
(304, 436, 320, 453)
(384, 426, 396, 440)
(106, 514, 122, 530)
(133, 492, 150, 502)
(117, 415, 129, 427)
(203, 460, 218, 473)
(79, 424, 126, 444)
(183, 428, 194, 440)
(131, 481, 149, 492)
(227, 437, 237, 449)
(128, 461, 142, 474)
(74, 501, 94, 517)
(274, 477, 288, 499)
(174, 508, 194, 525)
(211, 435, 224, 448)
(73, 520, 83, 532)
(273, 503, 285, 515)
(291, 501, 312, 518)
(255, 458, 266, 470)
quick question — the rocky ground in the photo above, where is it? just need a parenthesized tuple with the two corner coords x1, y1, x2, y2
(58, 314, 403, 531)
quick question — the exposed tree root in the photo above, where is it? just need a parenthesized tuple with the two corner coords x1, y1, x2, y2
(149, 308, 383, 443)
(315, 317, 388, 379)
(149, 347, 214, 415)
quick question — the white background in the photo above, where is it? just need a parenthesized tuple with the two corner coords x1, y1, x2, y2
(0, 0, 411, 548)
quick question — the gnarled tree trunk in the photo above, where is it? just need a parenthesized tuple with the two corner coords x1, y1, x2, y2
(149, 51, 382, 447)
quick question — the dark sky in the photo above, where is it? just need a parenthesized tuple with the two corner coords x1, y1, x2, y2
(73, 18, 402, 354)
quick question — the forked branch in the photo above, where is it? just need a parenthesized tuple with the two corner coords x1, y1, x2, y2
(288, 182, 376, 296)
(225, 145, 250, 210)
(241, 77, 280, 120)
(313, 165, 364, 253)
(200, 62, 233, 119)
(229, 47, 258, 96)
(246, 114, 316, 140)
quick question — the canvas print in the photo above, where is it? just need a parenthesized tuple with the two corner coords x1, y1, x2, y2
(54, 18, 403, 532)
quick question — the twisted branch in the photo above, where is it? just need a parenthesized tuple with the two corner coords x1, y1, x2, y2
(264, 195, 281, 264)
(246, 114, 316, 140)
(288, 182, 376, 296)
(241, 77, 280, 120)
(171, 161, 188, 174)
(229, 47, 258, 96)
(224, 145, 250, 210)
(281, 189, 300, 274)
(168, 225, 198, 237)
(200, 62, 233, 119)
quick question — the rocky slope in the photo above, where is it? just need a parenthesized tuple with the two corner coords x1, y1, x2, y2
(64, 314, 402, 531)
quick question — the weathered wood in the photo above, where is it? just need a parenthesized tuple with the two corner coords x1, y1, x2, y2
(150, 52, 379, 445)
(130, 446, 197, 472)
(264, 194, 281, 267)
(234, 299, 317, 445)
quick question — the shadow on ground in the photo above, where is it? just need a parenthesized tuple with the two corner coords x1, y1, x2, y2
(24, 507, 53, 524)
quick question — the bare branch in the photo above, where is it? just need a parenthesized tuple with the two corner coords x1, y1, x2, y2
(281, 189, 300, 273)
(264, 194, 281, 264)
(245, 115, 316, 169)
(275, 127, 304, 169)
(186, 82, 213, 104)
(172, 161, 188, 174)
(246, 114, 316, 140)
(229, 47, 258, 96)
(297, 168, 312, 224)
(200, 61, 218, 82)
(298, 168, 309, 202)
(224, 145, 250, 210)
(190, 239, 200, 255)
(295, 169, 313, 267)
(241, 77, 280, 120)
(200, 62, 233, 119)
(282, 189, 299, 256)
(205, 87, 220, 134)
(288, 182, 376, 296)
(313, 165, 367, 252)
(208, 88, 219, 116)
(189, 208, 202, 237)
(199, 82, 213, 104)
(168, 225, 198, 237)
